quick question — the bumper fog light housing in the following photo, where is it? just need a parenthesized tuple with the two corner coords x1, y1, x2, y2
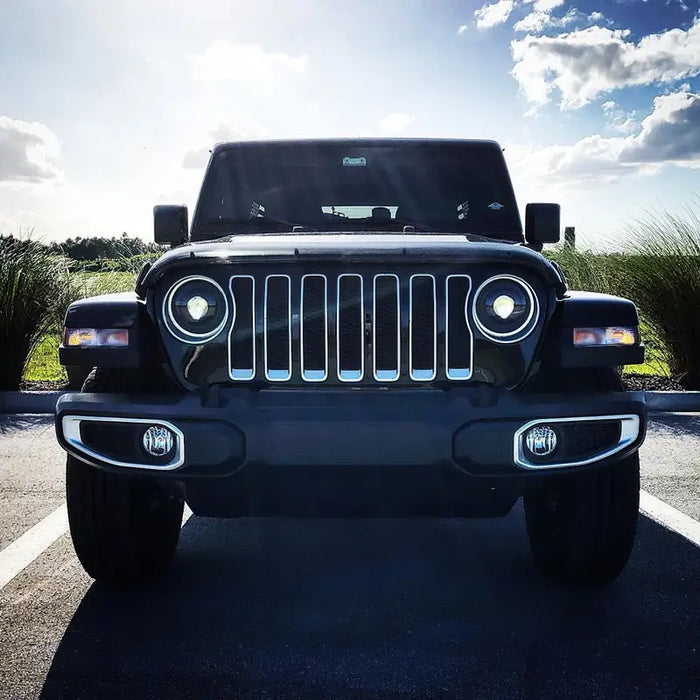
(525, 425, 558, 457)
(142, 425, 175, 457)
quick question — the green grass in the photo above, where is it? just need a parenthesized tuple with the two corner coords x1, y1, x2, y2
(24, 335, 67, 383)
(22, 270, 135, 385)
(0, 236, 73, 389)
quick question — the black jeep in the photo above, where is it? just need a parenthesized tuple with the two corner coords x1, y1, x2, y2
(55, 139, 646, 587)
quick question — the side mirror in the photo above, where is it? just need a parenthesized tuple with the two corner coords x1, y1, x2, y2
(525, 203, 560, 246)
(154, 205, 188, 246)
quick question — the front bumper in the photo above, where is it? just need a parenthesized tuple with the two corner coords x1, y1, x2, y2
(55, 387, 646, 475)
(55, 387, 646, 517)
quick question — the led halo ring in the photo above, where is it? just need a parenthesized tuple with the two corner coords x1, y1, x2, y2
(470, 274, 539, 343)
(163, 275, 231, 344)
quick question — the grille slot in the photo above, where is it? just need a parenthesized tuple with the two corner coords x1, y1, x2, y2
(229, 276, 255, 380)
(264, 275, 292, 381)
(373, 275, 400, 382)
(409, 275, 436, 381)
(446, 275, 473, 380)
(337, 274, 364, 382)
(228, 272, 474, 384)
(301, 275, 328, 382)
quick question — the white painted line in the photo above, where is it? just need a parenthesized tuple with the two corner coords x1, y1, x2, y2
(0, 504, 69, 590)
(640, 489, 700, 548)
(0, 502, 194, 591)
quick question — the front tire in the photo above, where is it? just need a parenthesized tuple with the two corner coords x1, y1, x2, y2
(66, 369, 184, 587)
(524, 452, 640, 585)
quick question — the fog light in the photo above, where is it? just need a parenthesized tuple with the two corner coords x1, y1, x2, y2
(142, 426, 175, 457)
(525, 425, 558, 457)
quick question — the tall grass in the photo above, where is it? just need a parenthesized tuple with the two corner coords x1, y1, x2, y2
(622, 205, 700, 388)
(547, 247, 627, 297)
(0, 237, 72, 390)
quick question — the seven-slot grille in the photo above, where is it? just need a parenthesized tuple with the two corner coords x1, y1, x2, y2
(228, 273, 473, 384)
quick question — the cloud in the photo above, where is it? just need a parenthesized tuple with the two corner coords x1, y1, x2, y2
(507, 91, 700, 189)
(619, 91, 700, 164)
(191, 41, 309, 84)
(511, 19, 700, 109)
(182, 121, 269, 169)
(0, 117, 61, 183)
(532, 0, 564, 11)
(378, 113, 415, 133)
(514, 6, 578, 33)
(457, 25, 468, 35)
(474, 0, 516, 29)
(602, 100, 638, 133)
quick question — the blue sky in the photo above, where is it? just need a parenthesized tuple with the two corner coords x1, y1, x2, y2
(0, 0, 698, 246)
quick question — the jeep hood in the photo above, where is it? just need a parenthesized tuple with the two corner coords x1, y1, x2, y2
(138, 233, 565, 295)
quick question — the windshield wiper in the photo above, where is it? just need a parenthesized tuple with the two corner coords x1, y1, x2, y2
(390, 218, 440, 232)
(203, 216, 318, 231)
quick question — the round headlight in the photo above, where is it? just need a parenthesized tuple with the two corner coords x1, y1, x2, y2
(164, 276, 230, 342)
(492, 294, 515, 320)
(471, 275, 538, 342)
(186, 295, 210, 321)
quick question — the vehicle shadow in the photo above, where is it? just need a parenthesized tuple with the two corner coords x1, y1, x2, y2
(0, 414, 54, 435)
(648, 411, 700, 437)
(40, 507, 699, 699)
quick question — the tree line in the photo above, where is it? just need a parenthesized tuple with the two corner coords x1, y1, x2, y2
(46, 233, 163, 261)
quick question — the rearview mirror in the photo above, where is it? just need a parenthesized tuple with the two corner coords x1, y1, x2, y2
(525, 203, 560, 246)
(154, 205, 188, 246)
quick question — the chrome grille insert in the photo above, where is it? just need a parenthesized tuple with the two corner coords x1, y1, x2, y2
(227, 272, 475, 384)
(373, 274, 400, 382)
(337, 274, 364, 382)
(301, 274, 328, 382)
(409, 274, 436, 381)
(229, 276, 256, 381)
(445, 275, 473, 380)
(264, 275, 292, 382)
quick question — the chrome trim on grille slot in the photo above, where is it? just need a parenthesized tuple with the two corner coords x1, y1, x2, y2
(409, 274, 436, 382)
(337, 274, 364, 382)
(264, 274, 292, 382)
(373, 274, 400, 382)
(446, 275, 473, 380)
(301, 274, 328, 382)
(228, 275, 256, 381)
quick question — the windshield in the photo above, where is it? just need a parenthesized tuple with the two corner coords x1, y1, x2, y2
(191, 141, 523, 241)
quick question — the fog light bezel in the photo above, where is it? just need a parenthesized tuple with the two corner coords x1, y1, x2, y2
(513, 414, 640, 470)
(61, 415, 185, 470)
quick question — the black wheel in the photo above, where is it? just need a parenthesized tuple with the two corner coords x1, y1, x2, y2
(522, 366, 639, 584)
(524, 451, 640, 585)
(66, 369, 184, 587)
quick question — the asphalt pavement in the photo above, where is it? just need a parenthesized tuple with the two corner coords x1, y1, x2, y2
(0, 414, 698, 699)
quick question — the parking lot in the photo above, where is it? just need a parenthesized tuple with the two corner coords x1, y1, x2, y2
(1, 413, 698, 699)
